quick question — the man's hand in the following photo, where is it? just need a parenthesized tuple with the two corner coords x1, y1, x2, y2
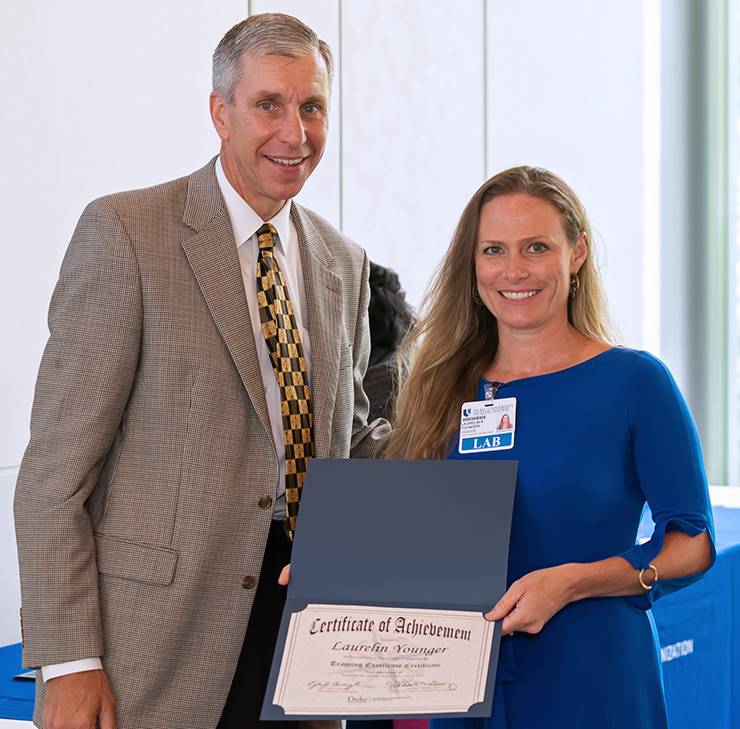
(484, 564, 577, 635)
(43, 669, 117, 729)
(278, 563, 291, 586)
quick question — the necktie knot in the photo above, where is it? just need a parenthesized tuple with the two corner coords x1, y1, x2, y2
(257, 223, 278, 251)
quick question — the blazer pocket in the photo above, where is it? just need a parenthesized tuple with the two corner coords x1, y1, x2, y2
(95, 532, 179, 586)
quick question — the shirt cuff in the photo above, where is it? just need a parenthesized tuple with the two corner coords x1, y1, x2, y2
(41, 658, 103, 683)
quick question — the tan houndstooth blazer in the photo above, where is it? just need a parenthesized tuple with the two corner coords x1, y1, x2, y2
(14, 157, 389, 729)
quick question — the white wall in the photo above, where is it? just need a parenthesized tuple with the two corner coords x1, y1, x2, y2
(0, 470, 20, 645)
(658, 0, 708, 419)
(0, 0, 654, 643)
(486, 0, 646, 347)
(0, 0, 247, 470)
(254, 0, 648, 343)
(0, 0, 248, 643)
(340, 0, 485, 306)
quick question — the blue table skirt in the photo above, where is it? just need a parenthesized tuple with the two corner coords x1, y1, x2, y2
(639, 505, 740, 729)
(3, 506, 739, 725)
(0, 642, 34, 721)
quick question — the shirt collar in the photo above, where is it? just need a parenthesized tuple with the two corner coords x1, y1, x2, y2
(215, 155, 293, 253)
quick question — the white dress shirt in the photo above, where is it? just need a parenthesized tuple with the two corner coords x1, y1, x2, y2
(216, 155, 312, 522)
(42, 157, 312, 682)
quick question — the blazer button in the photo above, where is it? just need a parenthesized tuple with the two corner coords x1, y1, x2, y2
(241, 575, 256, 589)
(258, 496, 273, 509)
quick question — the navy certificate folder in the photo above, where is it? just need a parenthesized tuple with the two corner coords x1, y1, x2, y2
(261, 458, 518, 721)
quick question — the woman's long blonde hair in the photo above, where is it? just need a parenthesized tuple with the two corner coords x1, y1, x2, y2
(386, 166, 614, 460)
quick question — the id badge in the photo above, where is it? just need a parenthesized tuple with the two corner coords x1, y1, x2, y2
(458, 397, 517, 454)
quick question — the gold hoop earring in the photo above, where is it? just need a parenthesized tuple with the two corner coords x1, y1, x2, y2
(569, 273, 580, 299)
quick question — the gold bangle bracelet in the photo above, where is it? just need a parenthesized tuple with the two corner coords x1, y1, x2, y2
(638, 562, 659, 591)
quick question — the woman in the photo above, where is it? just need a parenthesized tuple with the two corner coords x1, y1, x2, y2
(387, 166, 714, 729)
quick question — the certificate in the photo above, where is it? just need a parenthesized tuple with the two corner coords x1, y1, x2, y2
(261, 459, 517, 721)
(273, 605, 494, 715)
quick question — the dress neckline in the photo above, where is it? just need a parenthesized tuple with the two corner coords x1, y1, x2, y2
(482, 346, 619, 387)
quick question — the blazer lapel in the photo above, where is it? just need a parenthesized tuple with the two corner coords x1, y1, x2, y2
(291, 203, 343, 459)
(181, 159, 274, 448)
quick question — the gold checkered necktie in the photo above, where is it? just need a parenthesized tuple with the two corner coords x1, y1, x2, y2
(255, 223, 315, 537)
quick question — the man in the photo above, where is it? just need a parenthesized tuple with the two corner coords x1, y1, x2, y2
(14, 13, 389, 729)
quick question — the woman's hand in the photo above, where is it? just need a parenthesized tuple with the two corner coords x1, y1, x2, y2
(484, 564, 578, 635)
(278, 563, 291, 586)
(486, 532, 714, 635)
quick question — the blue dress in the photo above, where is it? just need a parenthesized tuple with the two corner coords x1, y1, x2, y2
(433, 347, 715, 729)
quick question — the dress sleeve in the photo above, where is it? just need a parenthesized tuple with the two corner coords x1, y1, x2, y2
(617, 352, 715, 609)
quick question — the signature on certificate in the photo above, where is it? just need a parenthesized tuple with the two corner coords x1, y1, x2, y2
(307, 680, 363, 693)
(388, 679, 459, 692)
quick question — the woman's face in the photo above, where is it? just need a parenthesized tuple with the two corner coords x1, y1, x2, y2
(474, 193, 586, 335)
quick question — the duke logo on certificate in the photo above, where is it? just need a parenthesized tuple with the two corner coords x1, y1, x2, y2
(458, 397, 517, 454)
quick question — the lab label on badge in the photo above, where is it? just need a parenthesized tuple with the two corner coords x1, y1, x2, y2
(458, 397, 517, 454)
(272, 604, 494, 716)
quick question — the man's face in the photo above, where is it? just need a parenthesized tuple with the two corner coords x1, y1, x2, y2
(210, 51, 330, 220)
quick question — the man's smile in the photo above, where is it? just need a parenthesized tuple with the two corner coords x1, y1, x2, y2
(265, 155, 308, 167)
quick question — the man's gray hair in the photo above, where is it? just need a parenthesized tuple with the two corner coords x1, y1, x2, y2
(213, 13, 334, 102)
